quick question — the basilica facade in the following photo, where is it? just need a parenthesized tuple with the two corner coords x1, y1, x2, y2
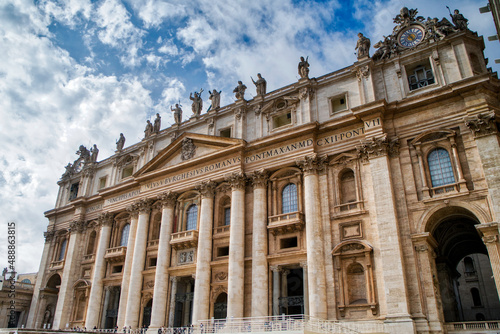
(26, 8, 500, 334)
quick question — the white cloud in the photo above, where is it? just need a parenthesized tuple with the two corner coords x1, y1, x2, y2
(124, 0, 187, 28)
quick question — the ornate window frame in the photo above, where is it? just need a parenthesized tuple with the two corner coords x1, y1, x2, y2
(328, 153, 364, 216)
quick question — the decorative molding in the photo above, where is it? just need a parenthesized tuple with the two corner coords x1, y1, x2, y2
(465, 113, 498, 138)
(181, 138, 197, 161)
(97, 212, 114, 227)
(249, 169, 269, 189)
(70, 220, 86, 234)
(299, 87, 315, 100)
(354, 65, 370, 81)
(158, 191, 177, 208)
(483, 235, 498, 244)
(196, 180, 217, 198)
(214, 271, 227, 281)
(235, 107, 246, 120)
(225, 171, 246, 190)
(356, 136, 399, 160)
(44, 230, 55, 242)
(133, 198, 153, 214)
(296, 154, 327, 175)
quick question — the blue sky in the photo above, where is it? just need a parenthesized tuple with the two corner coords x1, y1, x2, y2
(1, 0, 499, 274)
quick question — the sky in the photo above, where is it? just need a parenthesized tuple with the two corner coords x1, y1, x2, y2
(1, 0, 499, 276)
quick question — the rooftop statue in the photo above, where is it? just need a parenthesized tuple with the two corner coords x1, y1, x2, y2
(144, 120, 153, 138)
(190, 89, 203, 116)
(424, 17, 456, 41)
(116, 133, 125, 151)
(355, 33, 370, 59)
(251, 73, 267, 96)
(90, 144, 99, 163)
(449, 8, 468, 31)
(153, 113, 161, 133)
(171, 104, 183, 124)
(209, 89, 221, 111)
(76, 145, 91, 163)
(233, 81, 247, 100)
(298, 56, 309, 79)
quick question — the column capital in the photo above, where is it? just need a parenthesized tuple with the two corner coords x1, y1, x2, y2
(225, 171, 246, 190)
(133, 198, 154, 214)
(299, 261, 308, 269)
(296, 154, 327, 175)
(411, 232, 438, 251)
(465, 113, 498, 138)
(170, 276, 180, 284)
(44, 230, 55, 243)
(476, 222, 499, 238)
(196, 180, 217, 198)
(126, 204, 139, 219)
(158, 191, 177, 209)
(356, 136, 399, 160)
(249, 169, 269, 189)
(98, 212, 114, 227)
(69, 220, 86, 234)
(270, 265, 281, 273)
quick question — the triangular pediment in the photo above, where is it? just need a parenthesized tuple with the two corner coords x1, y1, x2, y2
(135, 133, 245, 178)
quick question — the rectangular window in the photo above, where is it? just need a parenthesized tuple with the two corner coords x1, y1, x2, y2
(280, 237, 298, 249)
(122, 166, 133, 179)
(69, 183, 79, 200)
(217, 246, 229, 257)
(98, 176, 107, 190)
(273, 112, 292, 129)
(330, 94, 348, 113)
(112, 265, 123, 274)
(149, 258, 157, 267)
(224, 207, 231, 226)
(219, 128, 231, 138)
(407, 61, 435, 91)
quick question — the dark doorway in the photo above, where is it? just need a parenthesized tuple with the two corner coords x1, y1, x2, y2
(214, 293, 228, 320)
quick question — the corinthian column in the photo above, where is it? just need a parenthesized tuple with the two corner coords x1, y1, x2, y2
(192, 181, 216, 324)
(226, 172, 246, 318)
(53, 220, 87, 329)
(250, 170, 269, 317)
(85, 213, 114, 328)
(296, 155, 328, 319)
(124, 199, 153, 328)
(117, 209, 139, 329)
(476, 223, 500, 300)
(149, 192, 177, 332)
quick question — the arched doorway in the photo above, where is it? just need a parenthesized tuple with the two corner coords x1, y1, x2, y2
(142, 299, 152, 328)
(214, 293, 227, 320)
(39, 273, 61, 328)
(428, 207, 500, 322)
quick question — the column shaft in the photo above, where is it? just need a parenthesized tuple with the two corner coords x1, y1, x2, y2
(117, 214, 139, 328)
(251, 184, 268, 317)
(227, 186, 245, 318)
(272, 267, 280, 316)
(100, 288, 111, 328)
(124, 203, 151, 328)
(85, 221, 112, 328)
(149, 195, 176, 330)
(168, 278, 178, 327)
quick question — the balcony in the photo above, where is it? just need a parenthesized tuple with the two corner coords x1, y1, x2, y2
(268, 212, 305, 236)
(82, 253, 95, 264)
(213, 225, 230, 239)
(147, 239, 159, 250)
(170, 230, 199, 250)
(49, 260, 64, 270)
(104, 246, 127, 263)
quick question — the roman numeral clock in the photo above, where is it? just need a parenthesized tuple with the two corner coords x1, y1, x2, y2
(398, 25, 425, 48)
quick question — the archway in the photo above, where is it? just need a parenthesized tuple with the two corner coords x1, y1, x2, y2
(39, 273, 61, 328)
(214, 293, 227, 320)
(142, 299, 152, 328)
(427, 207, 500, 321)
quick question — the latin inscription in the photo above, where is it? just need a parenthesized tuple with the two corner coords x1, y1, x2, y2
(105, 190, 140, 206)
(245, 139, 314, 163)
(86, 203, 103, 214)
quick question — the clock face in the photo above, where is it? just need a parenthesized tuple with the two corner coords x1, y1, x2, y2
(398, 26, 425, 48)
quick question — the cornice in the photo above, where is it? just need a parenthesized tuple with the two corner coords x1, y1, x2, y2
(246, 122, 318, 151)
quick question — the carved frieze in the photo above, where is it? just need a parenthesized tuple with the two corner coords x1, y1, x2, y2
(465, 113, 498, 138)
(356, 136, 399, 160)
(178, 250, 194, 264)
(214, 271, 227, 281)
(158, 191, 177, 208)
(98, 212, 114, 227)
(181, 138, 196, 161)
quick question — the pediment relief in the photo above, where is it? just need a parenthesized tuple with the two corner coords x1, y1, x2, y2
(410, 129, 455, 146)
(261, 96, 300, 116)
(332, 240, 373, 255)
(135, 133, 245, 177)
(115, 153, 140, 168)
(329, 152, 358, 166)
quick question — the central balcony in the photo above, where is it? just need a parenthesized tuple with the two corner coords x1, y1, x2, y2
(170, 230, 199, 250)
(268, 211, 305, 236)
(104, 246, 127, 263)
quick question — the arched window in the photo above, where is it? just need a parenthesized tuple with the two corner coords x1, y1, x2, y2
(86, 231, 97, 255)
(471, 288, 482, 307)
(224, 207, 231, 226)
(340, 169, 356, 204)
(58, 239, 67, 261)
(282, 183, 298, 214)
(21, 279, 31, 284)
(120, 224, 130, 247)
(464, 256, 475, 274)
(428, 148, 455, 187)
(186, 204, 198, 231)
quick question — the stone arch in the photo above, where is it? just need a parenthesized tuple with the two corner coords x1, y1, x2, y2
(46, 273, 61, 290)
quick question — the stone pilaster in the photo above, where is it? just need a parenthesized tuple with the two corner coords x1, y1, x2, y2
(52, 220, 87, 329)
(356, 137, 414, 332)
(85, 213, 113, 328)
(296, 154, 328, 319)
(117, 208, 139, 328)
(124, 199, 153, 328)
(465, 113, 500, 221)
(149, 192, 177, 332)
(226, 172, 246, 318)
(411, 233, 444, 333)
(192, 181, 216, 324)
(250, 170, 269, 317)
(27, 231, 55, 328)
(476, 223, 500, 299)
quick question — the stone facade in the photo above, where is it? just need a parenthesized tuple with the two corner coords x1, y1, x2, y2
(26, 8, 500, 334)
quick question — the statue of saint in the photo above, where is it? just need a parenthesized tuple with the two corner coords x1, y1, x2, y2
(233, 81, 247, 100)
(190, 89, 203, 116)
(355, 33, 370, 59)
(144, 120, 153, 138)
(209, 89, 221, 110)
(251, 73, 267, 96)
(43, 305, 53, 326)
(153, 113, 161, 133)
(116, 133, 125, 151)
(76, 145, 90, 163)
(90, 144, 99, 163)
(171, 104, 183, 124)
(450, 9, 468, 30)
(298, 56, 309, 79)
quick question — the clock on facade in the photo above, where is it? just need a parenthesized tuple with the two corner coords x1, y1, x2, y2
(398, 25, 425, 48)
